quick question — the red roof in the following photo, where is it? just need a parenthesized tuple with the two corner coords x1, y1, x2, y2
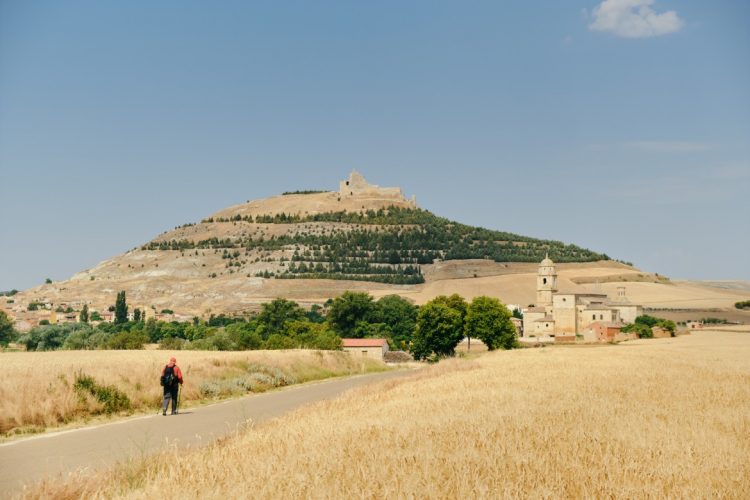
(341, 338, 388, 348)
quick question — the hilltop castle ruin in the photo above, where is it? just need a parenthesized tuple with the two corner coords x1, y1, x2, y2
(338, 171, 417, 207)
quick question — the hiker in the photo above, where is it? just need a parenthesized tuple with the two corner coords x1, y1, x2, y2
(160, 357, 184, 416)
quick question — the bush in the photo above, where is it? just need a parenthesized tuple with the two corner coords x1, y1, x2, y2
(159, 336, 186, 350)
(107, 329, 148, 349)
(735, 300, 750, 310)
(623, 323, 653, 339)
(73, 372, 131, 414)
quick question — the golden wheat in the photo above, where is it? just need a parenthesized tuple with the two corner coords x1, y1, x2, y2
(0, 349, 385, 436)
(27, 330, 750, 499)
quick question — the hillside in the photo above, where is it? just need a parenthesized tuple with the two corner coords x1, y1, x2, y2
(6, 172, 748, 326)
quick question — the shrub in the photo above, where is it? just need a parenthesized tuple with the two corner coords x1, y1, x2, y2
(159, 337, 186, 350)
(73, 372, 131, 414)
(735, 300, 750, 310)
(107, 329, 148, 350)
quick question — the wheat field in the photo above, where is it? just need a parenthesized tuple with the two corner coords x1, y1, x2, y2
(0, 349, 385, 436)
(26, 330, 750, 499)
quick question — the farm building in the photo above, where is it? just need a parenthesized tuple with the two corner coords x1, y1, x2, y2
(341, 338, 389, 361)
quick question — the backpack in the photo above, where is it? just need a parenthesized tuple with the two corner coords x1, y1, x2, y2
(160, 365, 176, 387)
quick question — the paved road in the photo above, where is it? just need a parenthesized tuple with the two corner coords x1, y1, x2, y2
(0, 370, 410, 497)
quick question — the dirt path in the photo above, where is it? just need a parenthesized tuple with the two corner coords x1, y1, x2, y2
(0, 370, 411, 497)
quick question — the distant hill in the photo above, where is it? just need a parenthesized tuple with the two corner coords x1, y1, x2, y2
(8, 172, 632, 320)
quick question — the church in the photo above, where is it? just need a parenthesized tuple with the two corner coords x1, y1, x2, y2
(521, 256, 642, 342)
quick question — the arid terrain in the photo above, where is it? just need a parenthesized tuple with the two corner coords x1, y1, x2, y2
(4, 178, 749, 328)
(26, 328, 750, 499)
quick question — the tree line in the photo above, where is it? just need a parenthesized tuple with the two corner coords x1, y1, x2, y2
(2, 290, 519, 360)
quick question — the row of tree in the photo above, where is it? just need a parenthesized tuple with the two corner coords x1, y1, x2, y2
(3, 291, 519, 360)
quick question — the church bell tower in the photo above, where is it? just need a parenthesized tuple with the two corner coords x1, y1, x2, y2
(536, 254, 558, 307)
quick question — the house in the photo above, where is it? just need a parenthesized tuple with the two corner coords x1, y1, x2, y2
(586, 321, 624, 342)
(341, 338, 389, 361)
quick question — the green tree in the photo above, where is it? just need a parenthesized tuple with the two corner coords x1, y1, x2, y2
(133, 308, 142, 323)
(0, 310, 16, 346)
(410, 300, 463, 360)
(432, 294, 468, 321)
(45, 278, 52, 284)
(634, 315, 659, 327)
(376, 295, 418, 348)
(257, 298, 305, 337)
(326, 291, 378, 337)
(622, 322, 652, 339)
(79, 304, 89, 323)
(90, 311, 103, 321)
(225, 322, 263, 349)
(107, 329, 148, 349)
(465, 296, 517, 351)
(114, 291, 128, 325)
(656, 319, 676, 337)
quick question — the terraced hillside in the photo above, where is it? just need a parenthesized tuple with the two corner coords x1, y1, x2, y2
(143, 206, 609, 285)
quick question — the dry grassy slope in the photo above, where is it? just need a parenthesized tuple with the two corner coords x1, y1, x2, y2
(9, 192, 750, 319)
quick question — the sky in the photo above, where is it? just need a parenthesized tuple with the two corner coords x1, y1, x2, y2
(1, 0, 748, 290)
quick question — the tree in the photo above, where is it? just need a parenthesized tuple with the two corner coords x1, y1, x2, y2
(622, 322, 652, 338)
(410, 300, 463, 360)
(90, 311, 103, 321)
(326, 291, 378, 337)
(45, 278, 52, 284)
(79, 304, 89, 323)
(0, 310, 16, 346)
(133, 308, 142, 323)
(257, 298, 305, 337)
(634, 315, 659, 328)
(465, 296, 517, 351)
(114, 291, 128, 325)
(432, 294, 468, 321)
(376, 295, 418, 348)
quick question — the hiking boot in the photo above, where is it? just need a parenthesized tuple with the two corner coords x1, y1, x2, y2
(171, 411, 178, 415)
(162, 411, 167, 416)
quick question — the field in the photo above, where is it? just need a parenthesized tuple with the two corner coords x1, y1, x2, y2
(28, 329, 750, 498)
(0, 349, 386, 437)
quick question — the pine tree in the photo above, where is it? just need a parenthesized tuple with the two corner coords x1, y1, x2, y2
(80, 304, 89, 323)
(114, 291, 128, 325)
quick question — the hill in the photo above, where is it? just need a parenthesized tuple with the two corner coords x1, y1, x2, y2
(6, 172, 748, 325)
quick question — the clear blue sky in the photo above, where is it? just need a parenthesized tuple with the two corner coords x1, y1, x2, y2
(1, 0, 748, 290)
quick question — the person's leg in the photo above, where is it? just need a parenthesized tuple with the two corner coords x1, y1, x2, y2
(161, 389, 171, 415)
(171, 386, 179, 414)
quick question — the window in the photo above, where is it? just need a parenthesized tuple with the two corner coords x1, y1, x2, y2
(543, 278, 547, 285)
(592, 314, 596, 320)
(600, 314, 603, 320)
(362, 350, 368, 357)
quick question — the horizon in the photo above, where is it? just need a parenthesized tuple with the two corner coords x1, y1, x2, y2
(1, 0, 749, 290)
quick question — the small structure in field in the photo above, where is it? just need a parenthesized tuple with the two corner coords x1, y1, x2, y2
(686, 321, 703, 330)
(586, 321, 624, 342)
(341, 338, 389, 361)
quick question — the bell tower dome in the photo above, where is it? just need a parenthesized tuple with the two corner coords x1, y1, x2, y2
(536, 253, 558, 307)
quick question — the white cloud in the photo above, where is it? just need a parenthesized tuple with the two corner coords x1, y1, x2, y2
(589, 0, 684, 38)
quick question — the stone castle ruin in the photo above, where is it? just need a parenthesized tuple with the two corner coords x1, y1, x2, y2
(339, 170, 417, 208)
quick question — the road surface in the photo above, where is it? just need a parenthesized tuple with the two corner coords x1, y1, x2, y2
(0, 370, 410, 497)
